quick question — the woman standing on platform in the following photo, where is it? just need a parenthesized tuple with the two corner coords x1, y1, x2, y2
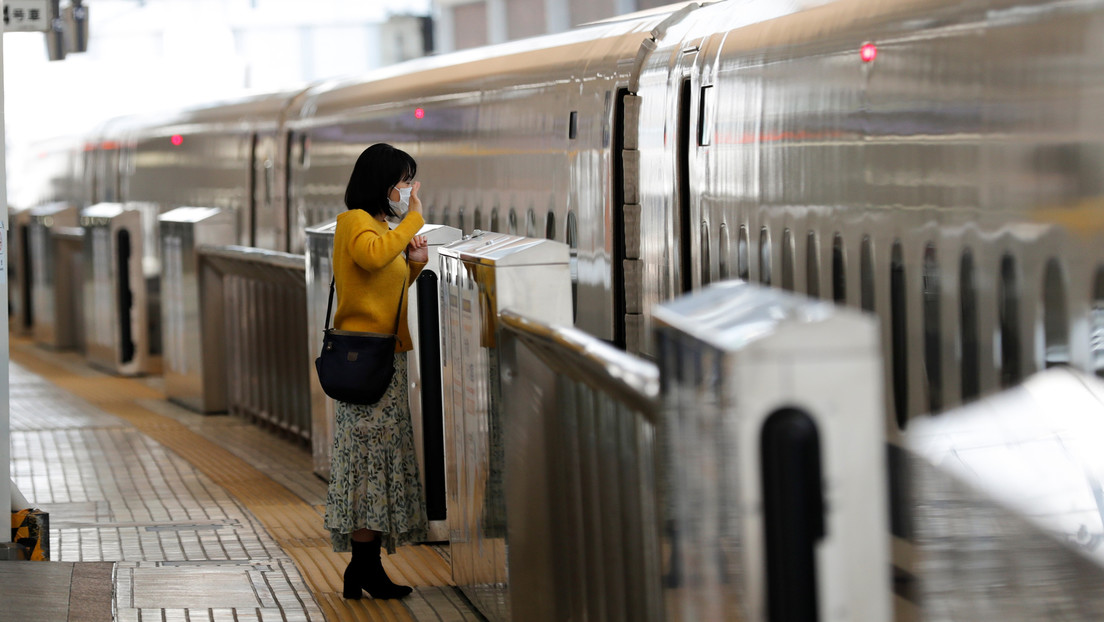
(324, 143, 429, 600)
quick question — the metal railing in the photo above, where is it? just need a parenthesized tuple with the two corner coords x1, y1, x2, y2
(197, 245, 310, 442)
(498, 309, 663, 622)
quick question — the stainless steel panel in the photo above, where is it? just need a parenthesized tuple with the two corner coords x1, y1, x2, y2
(651, 280, 891, 622)
(9, 207, 35, 335)
(79, 202, 163, 376)
(197, 245, 309, 442)
(406, 224, 464, 543)
(28, 203, 80, 349)
(908, 368, 1104, 620)
(159, 207, 237, 413)
(438, 231, 572, 621)
(305, 218, 338, 476)
(498, 309, 662, 622)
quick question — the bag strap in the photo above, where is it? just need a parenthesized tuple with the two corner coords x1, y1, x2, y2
(324, 273, 406, 335)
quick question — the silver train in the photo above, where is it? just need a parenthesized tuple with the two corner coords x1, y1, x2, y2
(14, 0, 1104, 616)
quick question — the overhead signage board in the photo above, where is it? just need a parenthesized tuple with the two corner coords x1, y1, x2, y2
(4, 1, 51, 33)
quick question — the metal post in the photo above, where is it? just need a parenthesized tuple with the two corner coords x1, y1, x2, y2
(1, 9, 13, 546)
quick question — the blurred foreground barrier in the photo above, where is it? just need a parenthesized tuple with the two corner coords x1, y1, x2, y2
(652, 281, 892, 622)
(197, 245, 309, 442)
(438, 231, 572, 621)
(499, 310, 663, 622)
(908, 367, 1104, 619)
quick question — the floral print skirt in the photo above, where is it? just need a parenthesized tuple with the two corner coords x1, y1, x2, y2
(324, 354, 428, 554)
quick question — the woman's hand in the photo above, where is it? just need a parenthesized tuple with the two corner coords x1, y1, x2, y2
(406, 235, 428, 263)
(408, 181, 422, 215)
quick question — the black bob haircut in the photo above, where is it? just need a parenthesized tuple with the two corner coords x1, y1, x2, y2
(344, 143, 417, 219)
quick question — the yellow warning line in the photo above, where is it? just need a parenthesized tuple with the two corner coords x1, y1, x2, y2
(10, 339, 452, 622)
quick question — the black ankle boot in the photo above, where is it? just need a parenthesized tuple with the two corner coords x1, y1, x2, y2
(342, 538, 413, 600)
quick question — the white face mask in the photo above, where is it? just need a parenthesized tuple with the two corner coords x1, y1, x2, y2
(389, 186, 412, 215)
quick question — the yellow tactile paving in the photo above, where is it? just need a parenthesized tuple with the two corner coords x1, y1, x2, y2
(10, 338, 452, 622)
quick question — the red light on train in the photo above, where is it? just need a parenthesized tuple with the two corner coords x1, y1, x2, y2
(171, 134, 184, 146)
(860, 43, 878, 63)
(414, 108, 425, 119)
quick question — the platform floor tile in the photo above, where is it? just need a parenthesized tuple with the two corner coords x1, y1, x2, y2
(9, 340, 485, 622)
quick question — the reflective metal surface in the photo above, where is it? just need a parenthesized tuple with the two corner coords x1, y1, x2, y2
(405, 224, 464, 543)
(159, 207, 237, 413)
(80, 202, 163, 376)
(28, 202, 81, 349)
(304, 218, 338, 476)
(907, 368, 1104, 620)
(196, 245, 309, 441)
(286, 9, 683, 345)
(498, 309, 662, 622)
(305, 218, 460, 544)
(8, 206, 35, 336)
(651, 281, 891, 622)
(631, 0, 1104, 425)
(118, 91, 308, 252)
(438, 232, 572, 621)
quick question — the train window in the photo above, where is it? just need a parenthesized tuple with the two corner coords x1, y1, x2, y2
(861, 236, 875, 312)
(508, 209, 518, 235)
(458, 207, 466, 234)
(891, 240, 907, 428)
(701, 221, 711, 286)
(442, 207, 452, 227)
(999, 254, 1021, 387)
(806, 232, 820, 298)
(922, 244, 942, 413)
(738, 225, 750, 281)
(960, 250, 980, 402)
(491, 208, 501, 232)
(474, 207, 483, 232)
(719, 222, 730, 280)
(832, 233, 845, 303)
(569, 111, 578, 140)
(759, 227, 772, 286)
(1042, 258, 1069, 369)
(1094, 267, 1104, 378)
(527, 209, 538, 238)
(546, 211, 556, 240)
(781, 228, 795, 291)
(698, 85, 715, 147)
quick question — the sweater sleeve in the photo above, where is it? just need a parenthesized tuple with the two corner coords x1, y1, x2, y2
(408, 260, 427, 284)
(347, 211, 426, 272)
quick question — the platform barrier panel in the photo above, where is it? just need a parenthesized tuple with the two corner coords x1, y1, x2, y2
(498, 310, 663, 622)
(437, 232, 572, 622)
(652, 281, 891, 622)
(196, 245, 310, 442)
(908, 367, 1104, 619)
(159, 207, 236, 413)
(28, 202, 82, 349)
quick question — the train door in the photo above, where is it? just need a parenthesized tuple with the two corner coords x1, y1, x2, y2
(673, 44, 706, 295)
(251, 132, 279, 250)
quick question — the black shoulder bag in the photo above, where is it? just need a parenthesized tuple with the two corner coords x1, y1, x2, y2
(314, 277, 404, 405)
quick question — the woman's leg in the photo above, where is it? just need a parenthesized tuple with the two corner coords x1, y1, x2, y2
(344, 529, 412, 599)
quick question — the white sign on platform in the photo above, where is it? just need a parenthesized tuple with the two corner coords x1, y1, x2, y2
(4, 0, 51, 33)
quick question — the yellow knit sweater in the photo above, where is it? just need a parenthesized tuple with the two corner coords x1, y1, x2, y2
(332, 209, 426, 352)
